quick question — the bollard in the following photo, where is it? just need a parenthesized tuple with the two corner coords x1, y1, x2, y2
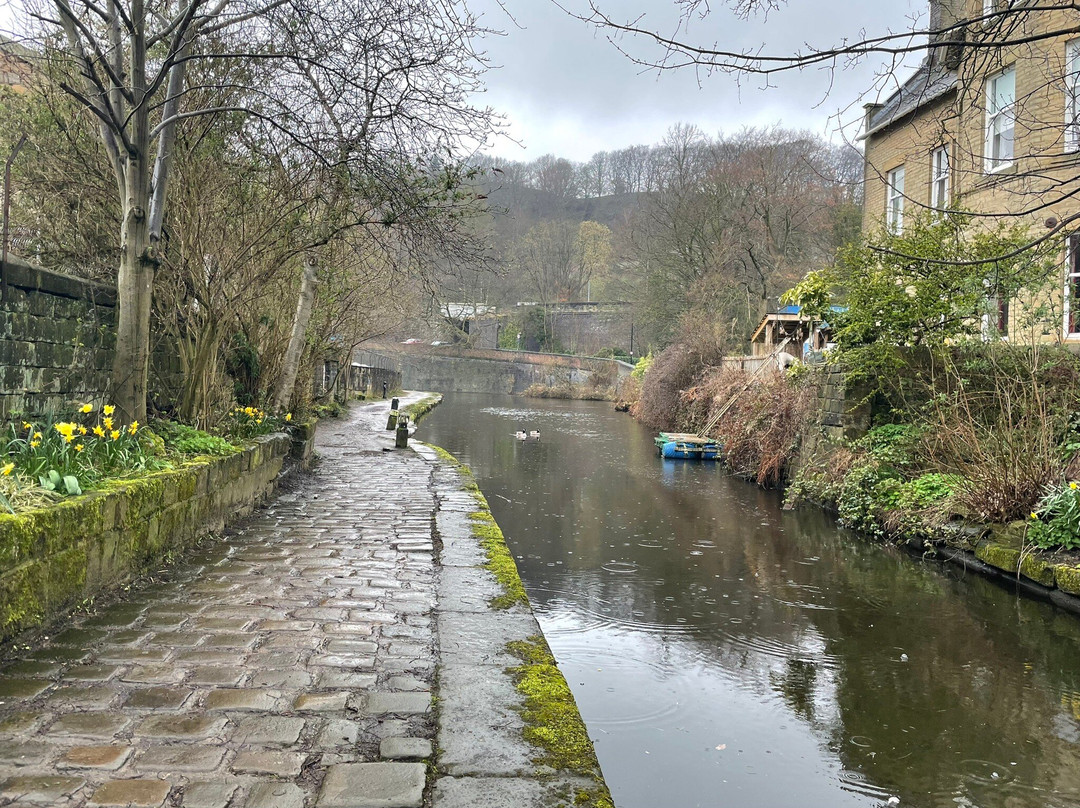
(386, 397, 402, 430)
(395, 416, 409, 449)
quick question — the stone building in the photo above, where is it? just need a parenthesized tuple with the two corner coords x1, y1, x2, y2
(0, 37, 33, 93)
(861, 0, 1080, 342)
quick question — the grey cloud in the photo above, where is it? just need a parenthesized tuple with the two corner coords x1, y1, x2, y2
(473, 0, 922, 160)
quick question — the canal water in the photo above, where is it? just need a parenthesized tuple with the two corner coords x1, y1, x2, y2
(418, 394, 1080, 808)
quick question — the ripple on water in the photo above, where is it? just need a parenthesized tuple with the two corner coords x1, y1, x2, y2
(922, 761, 1056, 808)
(836, 770, 897, 802)
(957, 759, 1017, 786)
(601, 561, 640, 574)
(713, 629, 843, 672)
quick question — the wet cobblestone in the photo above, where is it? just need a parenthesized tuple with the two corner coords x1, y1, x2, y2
(0, 402, 439, 808)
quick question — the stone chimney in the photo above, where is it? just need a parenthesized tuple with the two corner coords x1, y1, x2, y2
(929, 0, 966, 47)
(863, 102, 884, 134)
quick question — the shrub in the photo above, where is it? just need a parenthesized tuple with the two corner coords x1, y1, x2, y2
(679, 367, 816, 487)
(1029, 483, 1080, 550)
(920, 347, 1072, 522)
(630, 352, 653, 381)
(634, 343, 726, 429)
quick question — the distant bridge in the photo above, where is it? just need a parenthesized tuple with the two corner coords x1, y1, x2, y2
(353, 344, 633, 396)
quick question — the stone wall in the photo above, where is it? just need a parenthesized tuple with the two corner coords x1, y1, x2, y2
(547, 303, 632, 356)
(814, 365, 872, 443)
(0, 428, 314, 640)
(0, 256, 182, 418)
(0, 257, 116, 419)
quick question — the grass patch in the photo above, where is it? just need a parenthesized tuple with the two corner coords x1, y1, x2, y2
(506, 635, 614, 808)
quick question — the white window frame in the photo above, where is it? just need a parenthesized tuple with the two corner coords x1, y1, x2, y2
(983, 0, 995, 17)
(1066, 234, 1080, 337)
(1066, 39, 1080, 153)
(930, 146, 950, 209)
(985, 68, 1016, 173)
(886, 166, 905, 233)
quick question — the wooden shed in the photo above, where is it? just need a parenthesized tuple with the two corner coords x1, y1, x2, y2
(750, 305, 836, 360)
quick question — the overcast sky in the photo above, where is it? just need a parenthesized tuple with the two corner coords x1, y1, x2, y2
(472, 0, 925, 162)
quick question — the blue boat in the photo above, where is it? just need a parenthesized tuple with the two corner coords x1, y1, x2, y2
(656, 433, 722, 461)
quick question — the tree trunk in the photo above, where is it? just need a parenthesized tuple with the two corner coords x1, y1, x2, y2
(111, 160, 154, 424)
(272, 255, 319, 413)
(178, 320, 220, 424)
(110, 0, 154, 424)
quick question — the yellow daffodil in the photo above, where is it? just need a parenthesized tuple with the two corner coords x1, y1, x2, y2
(80, 403, 92, 414)
(128, 422, 138, 435)
(110, 430, 121, 440)
(103, 405, 115, 416)
(285, 413, 292, 422)
(74, 444, 84, 452)
(1, 462, 14, 476)
(29, 440, 39, 449)
(33, 432, 41, 441)
(103, 417, 113, 430)
(1071, 482, 1078, 490)
(78, 426, 87, 435)
(1031, 512, 1039, 519)
(21, 421, 31, 431)
(54, 423, 74, 438)
(92, 426, 105, 438)
(63, 435, 74, 444)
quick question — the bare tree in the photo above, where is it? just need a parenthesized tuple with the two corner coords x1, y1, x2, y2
(626, 126, 855, 346)
(14, 0, 496, 420)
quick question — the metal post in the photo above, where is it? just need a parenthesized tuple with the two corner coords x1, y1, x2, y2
(2, 134, 28, 303)
(395, 416, 409, 449)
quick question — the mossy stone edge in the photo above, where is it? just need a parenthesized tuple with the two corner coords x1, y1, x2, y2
(432, 445, 612, 808)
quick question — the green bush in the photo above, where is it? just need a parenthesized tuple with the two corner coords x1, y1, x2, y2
(874, 472, 958, 510)
(854, 423, 920, 470)
(630, 352, 653, 381)
(1029, 483, 1080, 550)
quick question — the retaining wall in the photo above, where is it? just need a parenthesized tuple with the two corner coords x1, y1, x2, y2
(0, 255, 182, 418)
(0, 427, 314, 641)
(357, 348, 628, 396)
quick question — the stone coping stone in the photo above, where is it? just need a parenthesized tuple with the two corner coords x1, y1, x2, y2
(317, 762, 425, 808)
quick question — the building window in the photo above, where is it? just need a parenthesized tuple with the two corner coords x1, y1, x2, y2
(1067, 39, 1080, 153)
(886, 166, 905, 233)
(982, 0, 995, 17)
(985, 67, 1015, 172)
(931, 146, 950, 209)
(1067, 234, 1080, 336)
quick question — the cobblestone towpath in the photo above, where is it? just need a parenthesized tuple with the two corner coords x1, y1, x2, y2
(0, 397, 608, 808)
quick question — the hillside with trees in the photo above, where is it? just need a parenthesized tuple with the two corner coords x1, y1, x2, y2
(435, 125, 863, 355)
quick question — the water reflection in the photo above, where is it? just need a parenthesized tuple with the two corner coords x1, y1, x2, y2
(419, 394, 1080, 808)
